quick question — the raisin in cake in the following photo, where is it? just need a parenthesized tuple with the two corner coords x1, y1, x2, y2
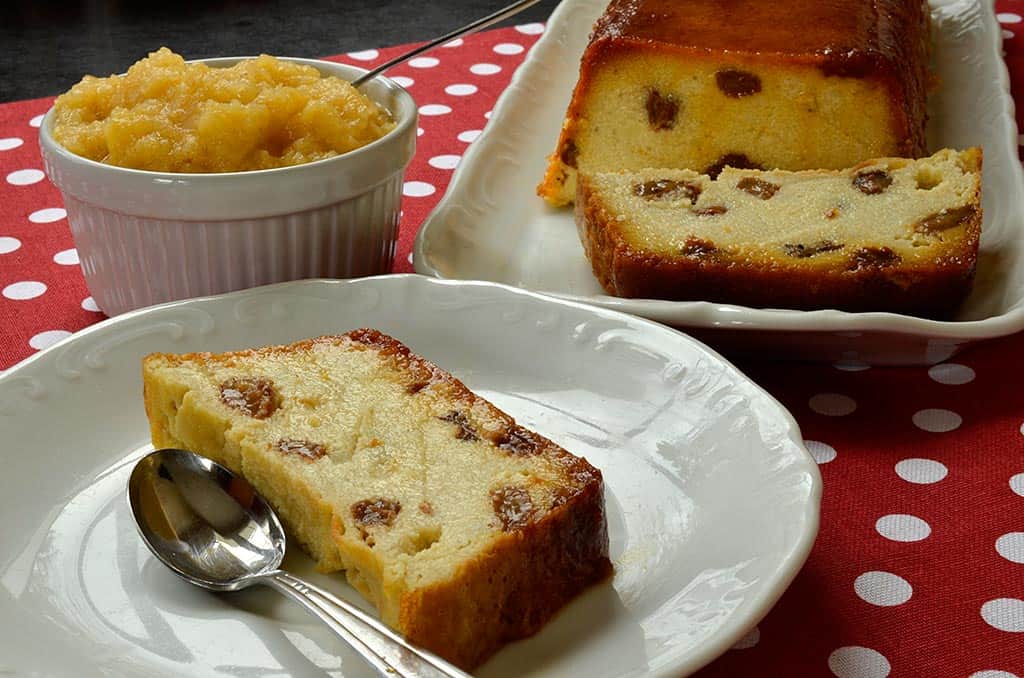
(142, 330, 611, 669)
(576, 148, 981, 317)
(539, 0, 931, 206)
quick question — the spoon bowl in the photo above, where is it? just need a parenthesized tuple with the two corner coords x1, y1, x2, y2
(128, 448, 286, 592)
(127, 448, 470, 678)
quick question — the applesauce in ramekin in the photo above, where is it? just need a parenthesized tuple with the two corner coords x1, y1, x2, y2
(51, 47, 396, 173)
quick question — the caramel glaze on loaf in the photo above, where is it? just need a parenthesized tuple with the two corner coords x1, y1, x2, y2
(539, 0, 931, 206)
(142, 330, 612, 670)
(576, 148, 982, 317)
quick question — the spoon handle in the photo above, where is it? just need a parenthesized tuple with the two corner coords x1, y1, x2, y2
(351, 0, 545, 88)
(266, 570, 471, 678)
(264, 571, 397, 676)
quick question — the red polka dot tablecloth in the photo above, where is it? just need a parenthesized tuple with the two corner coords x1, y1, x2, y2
(1, 14, 1023, 678)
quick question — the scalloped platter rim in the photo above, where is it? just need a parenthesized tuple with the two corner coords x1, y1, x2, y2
(0, 275, 819, 678)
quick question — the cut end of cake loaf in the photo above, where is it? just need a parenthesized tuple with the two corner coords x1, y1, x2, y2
(575, 147, 981, 317)
(142, 330, 612, 669)
(538, 0, 930, 206)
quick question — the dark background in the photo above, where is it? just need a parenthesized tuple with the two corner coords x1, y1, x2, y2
(0, 0, 560, 102)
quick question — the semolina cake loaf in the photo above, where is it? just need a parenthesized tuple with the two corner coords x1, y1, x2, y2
(142, 330, 612, 669)
(575, 147, 982, 317)
(539, 0, 931, 206)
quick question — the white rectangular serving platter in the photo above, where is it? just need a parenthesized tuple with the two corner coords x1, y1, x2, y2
(414, 0, 1024, 365)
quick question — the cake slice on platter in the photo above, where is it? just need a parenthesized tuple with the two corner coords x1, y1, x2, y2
(575, 148, 981, 317)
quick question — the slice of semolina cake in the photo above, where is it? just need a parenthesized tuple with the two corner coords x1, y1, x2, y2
(142, 329, 612, 669)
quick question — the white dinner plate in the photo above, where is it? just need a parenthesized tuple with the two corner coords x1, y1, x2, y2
(414, 0, 1024, 365)
(0, 276, 819, 677)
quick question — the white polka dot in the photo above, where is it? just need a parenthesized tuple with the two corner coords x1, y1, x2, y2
(1011, 473, 1024, 497)
(0, 137, 24, 151)
(406, 251, 414, 265)
(1004, 29, 1016, 39)
(470, 63, 502, 76)
(484, 110, 492, 119)
(730, 626, 759, 650)
(928, 363, 975, 385)
(981, 598, 1024, 632)
(6, 169, 44, 186)
(29, 330, 71, 350)
(895, 458, 948, 484)
(428, 155, 461, 170)
(403, 181, 436, 198)
(417, 128, 424, 137)
(457, 129, 482, 143)
(445, 83, 478, 96)
(82, 296, 100, 312)
(347, 49, 379, 61)
(53, 248, 79, 266)
(834, 359, 870, 371)
(493, 43, 525, 55)
(409, 57, 440, 69)
(443, 38, 464, 48)
(3, 281, 47, 300)
(995, 532, 1024, 564)
(912, 408, 961, 432)
(854, 571, 912, 607)
(419, 104, 452, 116)
(998, 12, 1022, 23)
(0, 236, 21, 254)
(515, 22, 545, 35)
(809, 393, 857, 416)
(875, 514, 931, 542)
(969, 672, 1020, 678)
(805, 440, 837, 464)
(29, 114, 44, 128)
(828, 646, 890, 678)
(390, 76, 414, 88)
(29, 207, 67, 223)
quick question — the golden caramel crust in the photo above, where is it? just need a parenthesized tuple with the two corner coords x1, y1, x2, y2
(591, 0, 928, 63)
(575, 150, 982, 318)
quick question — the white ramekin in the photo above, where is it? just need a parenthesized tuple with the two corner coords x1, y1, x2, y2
(39, 57, 417, 316)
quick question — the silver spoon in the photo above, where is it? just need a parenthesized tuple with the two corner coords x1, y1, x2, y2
(351, 0, 544, 87)
(127, 448, 471, 678)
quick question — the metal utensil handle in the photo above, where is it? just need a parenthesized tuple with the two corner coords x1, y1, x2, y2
(265, 571, 399, 676)
(269, 570, 472, 678)
(351, 0, 544, 87)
